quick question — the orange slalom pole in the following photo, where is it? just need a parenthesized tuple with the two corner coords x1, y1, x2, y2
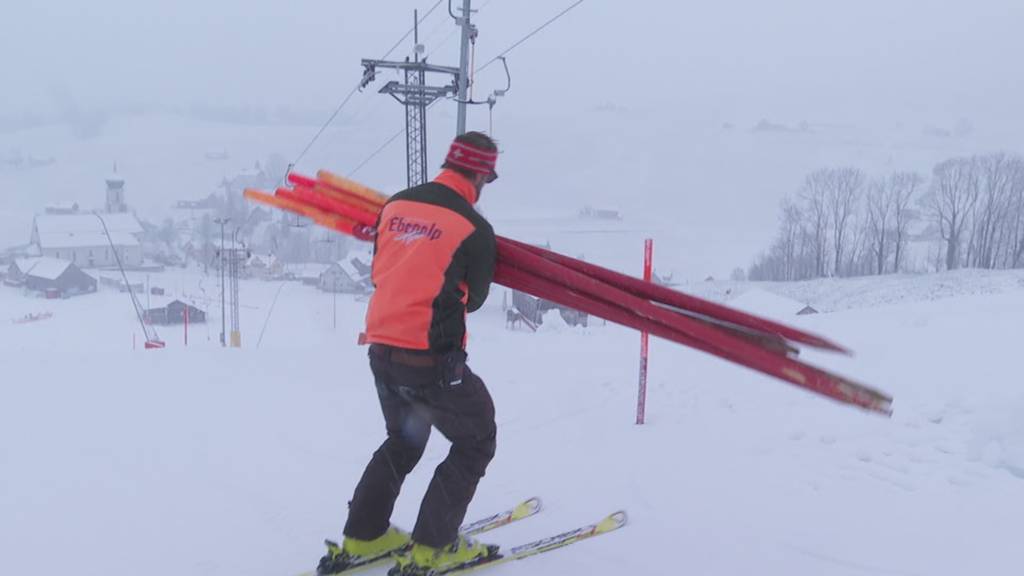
(316, 170, 388, 207)
(244, 189, 375, 241)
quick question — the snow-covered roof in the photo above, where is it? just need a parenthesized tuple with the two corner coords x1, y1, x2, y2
(14, 257, 72, 280)
(42, 231, 139, 249)
(335, 258, 367, 280)
(46, 201, 79, 212)
(578, 205, 623, 219)
(248, 253, 278, 267)
(212, 240, 247, 251)
(34, 213, 143, 249)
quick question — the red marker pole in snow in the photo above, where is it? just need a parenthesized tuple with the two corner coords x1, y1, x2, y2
(636, 239, 653, 425)
(184, 304, 189, 347)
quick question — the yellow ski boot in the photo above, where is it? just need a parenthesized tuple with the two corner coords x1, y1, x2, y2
(318, 526, 412, 575)
(388, 535, 500, 576)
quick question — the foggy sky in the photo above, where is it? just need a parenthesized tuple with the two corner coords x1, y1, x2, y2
(4, 0, 1024, 276)
(4, 0, 1024, 129)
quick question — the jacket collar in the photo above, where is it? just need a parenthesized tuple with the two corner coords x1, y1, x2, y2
(433, 169, 478, 204)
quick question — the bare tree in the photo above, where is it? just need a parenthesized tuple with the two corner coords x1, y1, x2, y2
(748, 195, 813, 282)
(795, 224, 816, 279)
(889, 171, 922, 273)
(198, 213, 214, 274)
(827, 167, 865, 276)
(845, 211, 873, 277)
(1010, 158, 1024, 268)
(799, 170, 832, 277)
(158, 217, 178, 246)
(968, 153, 1018, 268)
(929, 157, 980, 270)
(777, 197, 804, 280)
(865, 179, 893, 275)
(750, 167, 923, 280)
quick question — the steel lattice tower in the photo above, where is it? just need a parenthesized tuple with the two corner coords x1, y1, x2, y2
(229, 245, 241, 346)
(404, 66, 429, 187)
(361, 10, 465, 189)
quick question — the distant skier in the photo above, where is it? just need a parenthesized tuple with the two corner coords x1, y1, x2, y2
(318, 132, 501, 576)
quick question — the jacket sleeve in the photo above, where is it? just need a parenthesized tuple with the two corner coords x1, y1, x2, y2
(464, 222, 496, 312)
(369, 204, 387, 284)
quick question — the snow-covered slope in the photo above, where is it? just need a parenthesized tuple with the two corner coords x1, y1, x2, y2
(1, 269, 1022, 576)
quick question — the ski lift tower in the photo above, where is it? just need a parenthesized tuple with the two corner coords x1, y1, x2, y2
(360, 11, 461, 188)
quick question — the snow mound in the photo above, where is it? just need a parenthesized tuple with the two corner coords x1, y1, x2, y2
(726, 287, 814, 321)
(970, 394, 1024, 479)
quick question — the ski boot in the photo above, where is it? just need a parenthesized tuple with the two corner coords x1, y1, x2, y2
(317, 526, 412, 575)
(388, 535, 500, 576)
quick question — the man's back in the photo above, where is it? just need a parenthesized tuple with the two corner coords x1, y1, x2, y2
(365, 174, 495, 353)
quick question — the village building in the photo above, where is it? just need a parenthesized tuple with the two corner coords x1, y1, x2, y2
(30, 212, 144, 268)
(578, 205, 623, 220)
(28, 173, 144, 268)
(144, 300, 206, 325)
(222, 163, 270, 194)
(7, 257, 97, 297)
(45, 201, 80, 215)
(506, 289, 588, 330)
(797, 305, 819, 316)
(174, 194, 219, 211)
(170, 193, 219, 238)
(98, 274, 144, 293)
(246, 253, 283, 280)
(284, 263, 331, 286)
(319, 258, 372, 293)
(205, 149, 230, 161)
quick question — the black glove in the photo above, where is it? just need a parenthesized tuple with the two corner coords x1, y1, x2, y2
(437, 349, 467, 388)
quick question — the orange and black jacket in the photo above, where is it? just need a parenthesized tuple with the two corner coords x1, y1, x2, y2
(364, 170, 496, 353)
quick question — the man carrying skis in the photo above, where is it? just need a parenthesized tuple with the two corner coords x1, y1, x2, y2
(318, 132, 500, 576)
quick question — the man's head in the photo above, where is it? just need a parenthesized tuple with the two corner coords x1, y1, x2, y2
(442, 131, 498, 197)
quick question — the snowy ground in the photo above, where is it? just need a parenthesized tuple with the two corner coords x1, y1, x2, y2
(2, 268, 1023, 576)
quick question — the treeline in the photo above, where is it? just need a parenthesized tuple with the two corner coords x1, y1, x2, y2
(749, 153, 1024, 281)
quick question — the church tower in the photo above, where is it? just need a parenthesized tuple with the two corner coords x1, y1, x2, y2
(106, 163, 127, 213)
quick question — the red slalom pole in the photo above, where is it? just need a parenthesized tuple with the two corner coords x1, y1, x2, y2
(496, 241, 893, 415)
(637, 239, 653, 425)
(503, 237, 847, 354)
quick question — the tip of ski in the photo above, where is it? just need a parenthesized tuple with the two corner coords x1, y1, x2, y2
(460, 496, 542, 535)
(440, 509, 629, 575)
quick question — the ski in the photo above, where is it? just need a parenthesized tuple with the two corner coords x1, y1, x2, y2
(302, 497, 542, 576)
(431, 510, 628, 575)
(460, 496, 542, 536)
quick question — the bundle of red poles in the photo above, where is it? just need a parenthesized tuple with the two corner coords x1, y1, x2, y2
(245, 171, 893, 416)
